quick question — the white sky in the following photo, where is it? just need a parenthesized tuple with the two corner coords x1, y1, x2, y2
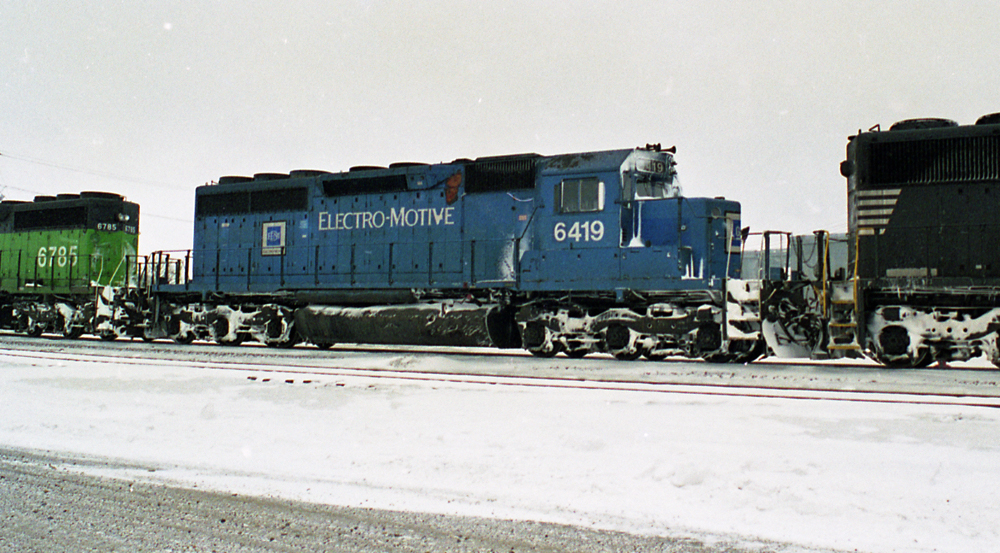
(2, 1, 998, 253)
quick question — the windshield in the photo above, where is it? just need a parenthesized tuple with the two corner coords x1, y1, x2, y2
(634, 173, 674, 199)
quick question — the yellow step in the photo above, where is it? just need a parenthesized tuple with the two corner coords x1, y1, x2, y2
(828, 344, 862, 350)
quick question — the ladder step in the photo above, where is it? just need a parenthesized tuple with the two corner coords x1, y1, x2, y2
(828, 344, 862, 350)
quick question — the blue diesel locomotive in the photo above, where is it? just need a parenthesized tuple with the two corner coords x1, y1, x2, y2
(145, 144, 763, 361)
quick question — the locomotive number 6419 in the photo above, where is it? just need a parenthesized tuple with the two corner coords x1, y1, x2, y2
(553, 220, 605, 242)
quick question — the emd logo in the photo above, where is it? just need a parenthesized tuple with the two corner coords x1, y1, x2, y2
(266, 227, 281, 244)
(262, 221, 286, 256)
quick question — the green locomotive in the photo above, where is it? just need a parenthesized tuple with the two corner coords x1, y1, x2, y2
(0, 192, 140, 339)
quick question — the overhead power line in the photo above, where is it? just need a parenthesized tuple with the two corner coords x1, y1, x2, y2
(0, 149, 190, 191)
(0, 152, 194, 224)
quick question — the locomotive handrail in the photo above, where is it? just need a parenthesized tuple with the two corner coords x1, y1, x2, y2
(741, 230, 793, 281)
(160, 238, 523, 294)
(146, 250, 193, 290)
(816, 230, 830, 319)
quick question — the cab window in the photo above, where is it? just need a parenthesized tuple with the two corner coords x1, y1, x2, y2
(555, 177, 604, 213)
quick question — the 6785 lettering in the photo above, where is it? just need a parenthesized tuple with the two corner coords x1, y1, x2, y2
(37, 245, 79, 268)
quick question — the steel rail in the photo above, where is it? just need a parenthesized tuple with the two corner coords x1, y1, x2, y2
(6, 348, 999, 410)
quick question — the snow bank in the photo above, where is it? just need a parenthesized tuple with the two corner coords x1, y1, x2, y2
(1, 350, 998, 553)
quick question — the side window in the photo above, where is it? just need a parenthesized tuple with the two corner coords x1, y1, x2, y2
(555, 177, 604, 214)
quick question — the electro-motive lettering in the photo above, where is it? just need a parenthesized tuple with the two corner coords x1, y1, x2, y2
(318, 206, 456, 231)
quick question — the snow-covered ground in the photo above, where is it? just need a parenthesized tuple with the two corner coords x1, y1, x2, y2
(2, 345, 998, 553)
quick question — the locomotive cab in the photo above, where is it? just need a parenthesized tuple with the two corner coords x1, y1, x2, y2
(515, 147, 752, 360)
(521, 148, 741, 292)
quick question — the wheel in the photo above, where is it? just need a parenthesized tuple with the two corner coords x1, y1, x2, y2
(99, 332, 118, 341)
(528, 343, 561, 358)
(875, 349, 932, 368)
(523, 321, 562, 358)
(564, 348, 589, 359)
(211, 317, 244, 346)
(63, 326, 85, 339)
(265, 316, 285, 341)
(266, 329, 300, 349)
(172, 333, 195, 345)
(140, 327, 160, 343)
(877, 325, 910, 357)
(613, 349, 642, 361)
(521, 322, 549, 350)
(529, 347, 559, 358)
(874, 325, 931, 368)
(912, 351, 934, 368)
(728, 339, 766, 364)
(313, 342, 334, 350)
(267, 339, 298, 349)
(604, 324, 633, 352)
(701, 347, 735, 363)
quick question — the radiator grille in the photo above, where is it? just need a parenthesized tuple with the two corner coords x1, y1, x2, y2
(868, 135, 1000, 186)
(197, 187, 309, 216)
(465, 155, 539, 193)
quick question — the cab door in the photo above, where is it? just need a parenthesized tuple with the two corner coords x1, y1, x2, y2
(521, 174, 620, 290)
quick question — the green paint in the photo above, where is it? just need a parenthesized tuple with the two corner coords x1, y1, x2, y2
(0, 228, 139, 293)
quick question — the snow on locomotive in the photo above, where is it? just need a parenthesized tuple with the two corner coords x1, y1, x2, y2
(144, 145, 763, 361)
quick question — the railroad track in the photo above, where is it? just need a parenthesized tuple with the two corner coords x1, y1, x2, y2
(3, 329, 990, 372)
(4, 336, 1000, 410)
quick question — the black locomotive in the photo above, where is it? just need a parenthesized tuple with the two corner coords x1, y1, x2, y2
(758, 112, 1000, 367)
(843, 114, 1000, 366)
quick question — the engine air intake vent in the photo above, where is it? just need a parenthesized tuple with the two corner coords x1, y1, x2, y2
(465, 154, 540, 193)
(868, 135, 1000, 186)
(196, 187, 309, 216)
(14, 206, 88, 230)
(322, 174, 408, 197)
